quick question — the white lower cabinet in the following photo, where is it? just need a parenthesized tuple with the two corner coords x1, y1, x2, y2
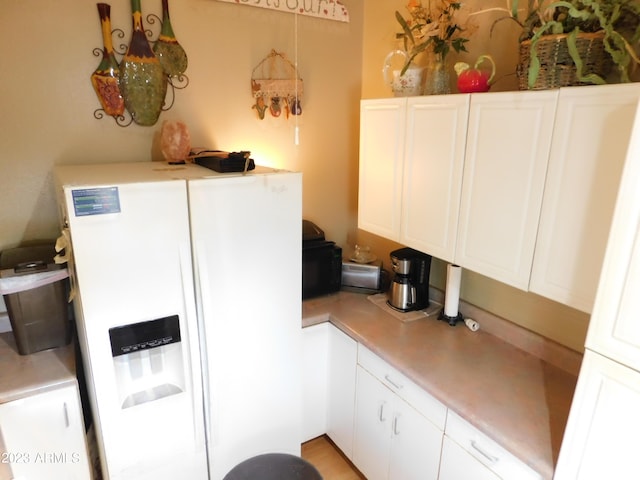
(302, 323, 330, 442)
(440, 411, 542, 480)
(353, 345, 446, 480)
(439, 436, 500, 480)
(326, 324, 357, 460)
(0, 384, 90, 480)
(301, 322, 358, 456)
(302, 327, 542, 480)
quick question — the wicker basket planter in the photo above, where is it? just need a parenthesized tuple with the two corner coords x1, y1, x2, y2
(516, 31, 613, 90)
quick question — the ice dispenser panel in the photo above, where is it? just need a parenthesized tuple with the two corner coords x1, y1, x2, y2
(109, 315, 186, 409)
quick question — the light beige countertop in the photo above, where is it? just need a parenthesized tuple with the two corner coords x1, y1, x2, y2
(0, 332, 76, 404)
(302, 291, 579, 480)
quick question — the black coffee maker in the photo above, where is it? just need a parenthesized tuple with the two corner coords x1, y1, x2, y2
(387, 247, 432, 312)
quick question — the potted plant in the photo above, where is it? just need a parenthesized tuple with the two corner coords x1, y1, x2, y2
(395, 0, 470, 94)
(490, 0, 640, 89)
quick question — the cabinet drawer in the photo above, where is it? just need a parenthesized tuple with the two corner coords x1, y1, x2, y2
(440, 436, 500, 480)
(357, 344, 446, 430)
(445, 410, 542, 480)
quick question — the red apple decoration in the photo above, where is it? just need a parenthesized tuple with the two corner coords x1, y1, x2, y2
(455, 55, 496, 93)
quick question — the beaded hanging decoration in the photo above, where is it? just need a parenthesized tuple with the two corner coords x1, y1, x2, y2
(250, 50, 303, 120)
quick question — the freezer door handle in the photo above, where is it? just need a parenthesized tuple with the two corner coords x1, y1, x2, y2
(63, 402, 72, 428)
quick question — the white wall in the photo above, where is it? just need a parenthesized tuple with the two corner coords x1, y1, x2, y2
(0, 0, 363, 253)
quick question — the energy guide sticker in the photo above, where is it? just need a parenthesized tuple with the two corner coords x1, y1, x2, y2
(72, 187, 121, 216)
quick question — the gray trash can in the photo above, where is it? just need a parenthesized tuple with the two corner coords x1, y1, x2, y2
(0, 242, 71, 355)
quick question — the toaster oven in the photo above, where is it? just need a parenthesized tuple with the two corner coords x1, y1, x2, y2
(302, 220, 342, 299)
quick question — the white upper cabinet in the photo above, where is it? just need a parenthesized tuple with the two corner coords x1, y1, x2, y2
(530, 84, 640, 313)
(585, 100, 640, 370)
(358, 87, 640, 304)
(358, 95, 470, 261)
(358, 98, 406, 241)
(455, 91, 558, 289)
(401, 95, 469, 261)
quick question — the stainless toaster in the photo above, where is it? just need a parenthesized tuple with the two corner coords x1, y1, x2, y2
(341, 259, 384, 294)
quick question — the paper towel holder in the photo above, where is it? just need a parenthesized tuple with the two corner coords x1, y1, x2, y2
(439, 263, 464, 326)
(438, 309, 464, 326)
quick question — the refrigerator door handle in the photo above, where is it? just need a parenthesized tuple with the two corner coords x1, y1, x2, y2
(191, 240, 218, 449)
(179, 242, 206, 448)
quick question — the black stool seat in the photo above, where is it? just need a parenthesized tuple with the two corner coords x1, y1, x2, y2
(223, 453, 323, 480)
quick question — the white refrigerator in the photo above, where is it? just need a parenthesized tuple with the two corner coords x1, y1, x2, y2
(54, 162, 302, 480)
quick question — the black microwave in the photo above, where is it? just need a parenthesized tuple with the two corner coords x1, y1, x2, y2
(302, 221, 342, 299)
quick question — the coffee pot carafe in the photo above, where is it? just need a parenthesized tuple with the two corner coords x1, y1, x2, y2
(387, 247, 431, 312)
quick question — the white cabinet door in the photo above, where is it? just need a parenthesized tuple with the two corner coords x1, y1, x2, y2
(326, 324, 357, 460)
(585, 99, 640, 373)
(353, 365, 443, 480)
(530, 84, 640, 313)
(388, 395, 442, 480)
(353, 366, 394, 480)
(439, 436, 500, 480)
(189, 172, 303, 478)
(302, 323, 329, 443)
(456, 91, 558, 289)
(0, 385, 90, 480)
(556, 102, 640, 479)
(401, 95, 469, 262)
(555, 350, 640, 480)
(358, 99, 406, 241)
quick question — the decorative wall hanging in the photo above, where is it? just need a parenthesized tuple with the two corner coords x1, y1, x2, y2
(120, 0, 167, 126)
(153, 0, 188, 78)
(216, 0, 349, 23)
(91, 3, 125, 118)
(251, 50, 303, 120)
(91, 0, 189, 127)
